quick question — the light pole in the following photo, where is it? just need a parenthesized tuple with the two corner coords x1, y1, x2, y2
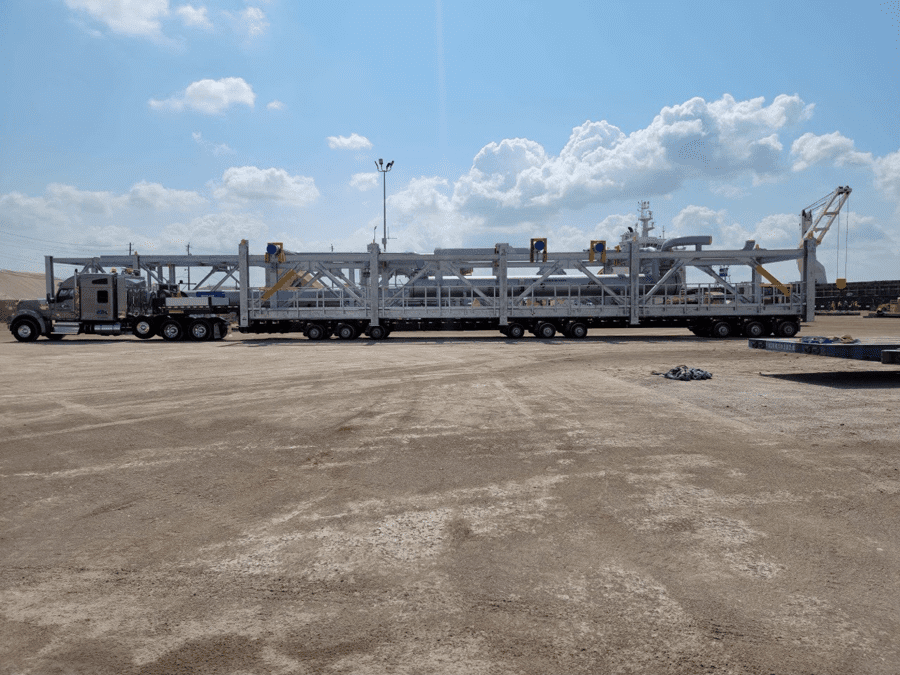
(375, 158, 393, 250)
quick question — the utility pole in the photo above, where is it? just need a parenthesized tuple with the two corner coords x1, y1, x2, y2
(375, 158, 393, 251)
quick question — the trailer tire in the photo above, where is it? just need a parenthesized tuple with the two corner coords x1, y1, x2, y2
(505, 323, 525, 339)
(743, 320, 766, 338)
(368, 325, 387, 340)
(777, 320, 800, 338)
(11, 318, 40, 342)
(536, 322, 556, 339)
(336, 323, 358, 340)
(133, 318, 155, 339)
(568, 322, 588, 339)
(188, 318, 212, 341)
(305, 324, 326, 341)
(711, 321, 732, 339)
(160, 319, 185, 341)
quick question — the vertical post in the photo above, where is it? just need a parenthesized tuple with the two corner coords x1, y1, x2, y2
(804, 239, 816, 323)
(497, 244, 508, 326)
(45, 256, 54, 301)
(239, 239, 250, 328)
(368, 243, 380, 327)
(382, 171, 387, 251)
(629, 241, 640, 325)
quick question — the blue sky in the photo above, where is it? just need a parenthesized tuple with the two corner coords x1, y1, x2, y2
(1, 0, 898, 282)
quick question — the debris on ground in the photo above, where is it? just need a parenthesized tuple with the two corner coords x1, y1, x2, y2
(800, 335, 859, 344)
(653, 365, 713, 381)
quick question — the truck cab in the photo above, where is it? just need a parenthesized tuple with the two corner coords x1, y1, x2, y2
(9, 272, 151, 341)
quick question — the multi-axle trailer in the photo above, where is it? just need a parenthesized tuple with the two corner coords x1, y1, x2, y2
(9, 227, 819, 342)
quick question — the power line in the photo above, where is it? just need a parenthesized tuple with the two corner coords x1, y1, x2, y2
(0, 228, 126, 250)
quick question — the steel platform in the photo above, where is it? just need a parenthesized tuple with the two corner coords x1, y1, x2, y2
(749, 337, 900, 364)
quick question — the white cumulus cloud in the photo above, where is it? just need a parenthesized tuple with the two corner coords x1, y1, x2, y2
(453, 94, 813, 220)
(163, 212, 268, 253)
(241, 7, 268, 37)
(327, 133, 373, 150)
(790, 132, 873, 172)
(192, 131, 234, 156)
(150, 77, 256, 115)
(65, 0, 170, 38)
(350, 173, 379, 191)
(175, 4, 212, 29)
(267, 100, 286, 111)
(214, 167, 319, 206)
(873, 148, 900, 207)
(127, 181, 207, 210)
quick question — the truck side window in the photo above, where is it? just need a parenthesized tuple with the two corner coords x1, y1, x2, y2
(57, 288, 74, 301)
(97, 290, 109, 303)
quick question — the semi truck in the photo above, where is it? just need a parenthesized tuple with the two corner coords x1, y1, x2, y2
(8, 198, 838, 343)
(8, 270, 233, 342)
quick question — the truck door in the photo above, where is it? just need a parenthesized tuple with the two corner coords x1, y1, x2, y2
(80, 277, 115, 320)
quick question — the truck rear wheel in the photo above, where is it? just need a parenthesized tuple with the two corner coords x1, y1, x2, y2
(160, 319, 184, 341)
(188, 319, 212, 341)
(368, 325, 387, 340)
(11, 318, 40, 342)
(133, 318, 155, 339)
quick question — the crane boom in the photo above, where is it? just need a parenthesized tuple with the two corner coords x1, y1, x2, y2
(797, 185, 851, 284)
(800, 185, 851, 246)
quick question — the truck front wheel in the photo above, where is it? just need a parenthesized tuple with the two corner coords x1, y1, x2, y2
(11, 318, 40, 342)
(133, 318, 156, 339)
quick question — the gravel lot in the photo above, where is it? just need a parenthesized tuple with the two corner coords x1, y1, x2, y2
(1, 316, 898, 674)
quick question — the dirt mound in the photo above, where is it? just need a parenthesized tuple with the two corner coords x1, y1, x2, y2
(0, 270, 57, 300)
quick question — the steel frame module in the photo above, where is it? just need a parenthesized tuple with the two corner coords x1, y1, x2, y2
(237, 239, 818, 331)
(45, 252, 246, 297)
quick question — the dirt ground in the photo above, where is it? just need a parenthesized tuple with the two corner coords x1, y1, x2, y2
(1, 315, 898, 675)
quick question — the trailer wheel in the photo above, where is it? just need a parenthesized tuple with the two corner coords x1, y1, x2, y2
(11, 318, 40, 342)
(368, 325, 387, 340)
(568, 322, 588, 339)
(536, 322, 556, 339)
(305, 324, 326, 341)
(743, 320, 766, 338)
(336, 323, 358, 340)
(188, 319, 212, 341)
(777, 320, 800, 338)
(505, 323, 525, 339)
(133, 317, 155, 339)
(160, 319, 184, 341)
(711, 321, 732, 339)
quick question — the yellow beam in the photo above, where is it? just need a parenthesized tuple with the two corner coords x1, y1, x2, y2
(261, 269, 300, 301)
(755, 265, 791, 298)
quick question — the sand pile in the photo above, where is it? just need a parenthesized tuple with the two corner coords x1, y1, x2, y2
(0, 270, 58, 300)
